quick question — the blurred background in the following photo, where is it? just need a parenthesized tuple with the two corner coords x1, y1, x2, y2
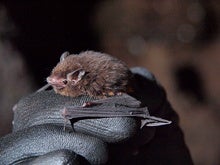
(0, 0, 219, 164)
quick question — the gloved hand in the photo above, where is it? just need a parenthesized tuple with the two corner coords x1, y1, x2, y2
(0, 67, 193, 165)
(0, 90, 142, 164)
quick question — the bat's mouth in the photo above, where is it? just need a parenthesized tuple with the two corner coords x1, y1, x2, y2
(51, 84, 65, 90)
(46, 77, 67, 89)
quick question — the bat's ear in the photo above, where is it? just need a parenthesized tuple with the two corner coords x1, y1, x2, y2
(60, 51, 70, 62)
(67, 69, 86, 84)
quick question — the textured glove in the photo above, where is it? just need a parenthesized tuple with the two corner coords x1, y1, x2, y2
(1, 89, 143, 164)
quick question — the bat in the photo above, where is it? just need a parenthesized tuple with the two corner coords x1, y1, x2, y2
(46, 51, 133, 98)
(38, 51, 171, 129)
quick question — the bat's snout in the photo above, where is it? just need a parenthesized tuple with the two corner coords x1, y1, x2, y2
(46, 76, 67, 89)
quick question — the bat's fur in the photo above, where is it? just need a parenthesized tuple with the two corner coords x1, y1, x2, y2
(48, 51, 133, 98)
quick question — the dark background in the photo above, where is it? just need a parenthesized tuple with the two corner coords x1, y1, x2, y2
(1, 0, 101, 86)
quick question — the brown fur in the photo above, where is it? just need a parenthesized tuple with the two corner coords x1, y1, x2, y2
(48, 51, 133, 98)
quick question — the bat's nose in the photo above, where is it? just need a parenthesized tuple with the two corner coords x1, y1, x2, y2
(46, 77, 56, 84)
(46, 76, 67, 89)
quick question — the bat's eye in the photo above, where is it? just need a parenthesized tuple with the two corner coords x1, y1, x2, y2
(63, 80, 68, 84)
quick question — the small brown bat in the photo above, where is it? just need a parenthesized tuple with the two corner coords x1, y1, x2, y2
(44, 51, 171, 128)
(47, 51, 133, 98)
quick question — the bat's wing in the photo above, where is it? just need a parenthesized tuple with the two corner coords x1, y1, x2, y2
(86, 94, 142, 108)
(61, 94, 171, 129)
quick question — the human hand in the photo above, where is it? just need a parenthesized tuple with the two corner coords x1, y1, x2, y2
(0, 90, 142, 164)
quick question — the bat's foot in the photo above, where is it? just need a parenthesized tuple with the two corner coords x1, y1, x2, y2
(116, 92, 123, 96)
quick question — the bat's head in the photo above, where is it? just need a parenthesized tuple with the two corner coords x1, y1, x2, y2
(47, 52, 87, 97)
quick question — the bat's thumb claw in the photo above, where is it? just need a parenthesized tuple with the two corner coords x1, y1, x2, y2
(61, 107, 70, 119)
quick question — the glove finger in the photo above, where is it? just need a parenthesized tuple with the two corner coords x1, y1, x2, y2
(12, 149, 83, 165)
(130, 67, 166, 112)
(13, 91, 140, 143)
(0, 124, 108, 165)
(74, 117, 139, 143)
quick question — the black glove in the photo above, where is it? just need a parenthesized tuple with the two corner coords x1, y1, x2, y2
(0, 67, 193, 165)
(1, 90, 143, 164)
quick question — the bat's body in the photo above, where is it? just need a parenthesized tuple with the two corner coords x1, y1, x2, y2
(46, 51, 171, 128)
(47, 51, 133, 98)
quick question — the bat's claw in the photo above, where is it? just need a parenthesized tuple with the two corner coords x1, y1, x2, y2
(61, 107, 71, 119)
